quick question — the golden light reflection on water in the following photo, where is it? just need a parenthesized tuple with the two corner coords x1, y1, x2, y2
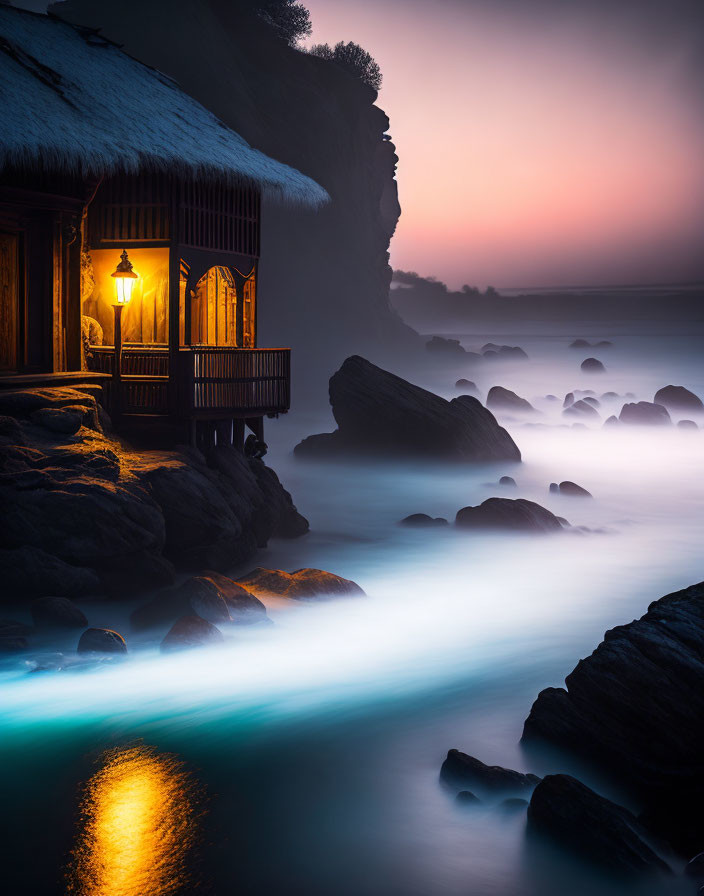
(67, 745, 199, 896)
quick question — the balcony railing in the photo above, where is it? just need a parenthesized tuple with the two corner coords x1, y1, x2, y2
(87, 344, 290, 418)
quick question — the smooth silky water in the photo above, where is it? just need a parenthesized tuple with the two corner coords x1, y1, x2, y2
(1, 328, 702, 895)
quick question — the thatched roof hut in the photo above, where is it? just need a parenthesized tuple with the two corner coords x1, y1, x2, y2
(0, 6, 327, 207)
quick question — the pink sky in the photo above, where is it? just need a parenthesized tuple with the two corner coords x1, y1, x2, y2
(304, 0, 704, 288)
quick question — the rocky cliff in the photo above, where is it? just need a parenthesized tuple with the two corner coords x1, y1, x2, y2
(53, 0, 419, 397)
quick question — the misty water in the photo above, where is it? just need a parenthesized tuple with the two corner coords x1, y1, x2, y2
(2, 327, 703, 895)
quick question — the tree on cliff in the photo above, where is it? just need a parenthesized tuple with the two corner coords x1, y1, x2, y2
(309, 41, 382, 91)
(252, 0, 312, 46)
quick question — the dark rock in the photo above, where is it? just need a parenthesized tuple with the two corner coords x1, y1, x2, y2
(0, 415, 25, 445)
(203, 571, 269, 624)
(654, 385, 704, 413)
(30, 596, 88, 629)
(570, 339, 591, 348)
(456, 498, 565, 532)
(527, 774, 670, 878)
(0, 635, 28, 651)
(399, 513, 448, 527)
(441, 749, 540, 796)
(294, 356, 520, 462)
(522, 581, 704, 855)
(499, 476, 516, 487)
(456, 791, 482, 805)
(0, 547, 101, 602)
(563, 400, 600, 420)
(619, 402, 671, 426)
(77, 627, 127, 655)
(594, 340, 613, 348)
(582, 397, 600, 408)
(176, 576, 232, 624)
(549, 482, 559, 494)
(601, 392, 619, 401)
(678, 419, 698, 430)
(426, 336, 467, 356)
(483, 345, 528, 360)
(0, 619, 31, 637)
(455, 378, 478, 393)
(160, 614, 224, 652)
(558, 481, 593, 498)
(482, 343, 502, 352)
(486, 386, 535, 414)
(237, 567, 365, 600)
(603, 415, 620, 427)
(581, 358, 606, 373)
(563, 392, 575, 408)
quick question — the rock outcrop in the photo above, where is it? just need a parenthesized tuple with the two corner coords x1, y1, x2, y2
(557, 481, 592, 498)
(399, 513, 448, 527)
(455, 498, 565, 532)
(653, 385, 703, 414)
(619, 402, 671, 426)
(522, 581, 704, 854)
(563, 399, 600, 420)
(441, 750, 540, 797)
(0, 387, 308, 599)
(294, 357, 520, 462)
(77, 628, 127, 655)
(236, 567, 365, 601)
(486, 386, 535, 414)
(528, 775, 670, 878)
(30, 597, 88, 630)
(160, 614, 224, 652)
(580, 358, 606, 373)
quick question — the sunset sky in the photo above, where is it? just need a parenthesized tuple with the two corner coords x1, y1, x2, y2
(304, 0, 704, 288)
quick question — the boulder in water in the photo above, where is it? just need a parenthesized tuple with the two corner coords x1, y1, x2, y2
(399, 513, 448, 527)
(603, 415, 620, 427)
(563, 400, 600, 420)
(237, 567, 365, 600)
(486, 386, 535, 414)
(426, 336, 467, 356)
(558, 481, 592, 498)
(456, 791, 482, 805)
(441, 749, 540, 796)
(499, 475, 516, 487)
(563, 392, 575, 408)
(653, 385, 703, 414)
(569, 339, 591, 348)
(160, 614, 224, 652)
(582, 397, 600, 408)
(677, 419, 698, 430)
(455, 498, 565, 532)
(77, 627, 127, 655)
(455, 379, 478, 394)
(581, 358, 606, 373)
(528, 775, 671, 878)
(619, 402, 671, 426)
(294, 356, 520, 462)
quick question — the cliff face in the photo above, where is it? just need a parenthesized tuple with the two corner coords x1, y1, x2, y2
(53, 0, 418, 393)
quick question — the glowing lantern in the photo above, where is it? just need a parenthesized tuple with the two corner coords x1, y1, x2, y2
(111, 250, 138, 304)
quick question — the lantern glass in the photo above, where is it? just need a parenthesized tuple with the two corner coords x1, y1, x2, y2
(111, 250, 138, 305)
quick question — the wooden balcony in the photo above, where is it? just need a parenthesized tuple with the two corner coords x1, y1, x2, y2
(87, 345, 290, 419)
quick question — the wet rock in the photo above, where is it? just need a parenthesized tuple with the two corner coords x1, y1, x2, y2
(558, 481, 592, 498)
(0, 619, 30, 650)
(399, 513, 448, 527)
(678, 419, 698, 430)
(486, 386, 535, 414)
(0, 547, 102, 602)
(654, 385, 703, 414)
(456, 498, 565, 532)
(619, 402, 671, 426)
(77, 627, 127, 655)
(295, 356, 520, 462)
(499, 476, 516, 487)
(203, 571, 269, 624)
(455, 378, 478, 394)
(441, 749, 540, 796)
(563, 392, 575, 408)
(563, 399, 600, 420)
(160, 614, 224, 652)
(237, 567, 365, 600)
(522, 580, 704, 855)
(527, 775, 670, 878)
(581, 358, 606, 373)
(177, 576, 232, 624)
(456, 791, 482, 805)
(569, 339, 591, 348)
(0, 415, 24, 445)
(499, 797, 528, 813)
(30, 596, 88, 629)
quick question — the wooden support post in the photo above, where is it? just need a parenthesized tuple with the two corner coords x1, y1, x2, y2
(215, 419, 231, 447)
(112, 304, 123, 422)
(233, 419, 245, 453)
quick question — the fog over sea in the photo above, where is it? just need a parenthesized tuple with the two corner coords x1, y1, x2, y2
(1, 322, 702, 895)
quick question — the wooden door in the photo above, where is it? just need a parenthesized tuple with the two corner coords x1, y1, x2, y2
(0, 231, 19, 372)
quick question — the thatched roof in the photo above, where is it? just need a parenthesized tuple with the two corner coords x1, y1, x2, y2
(0, 7, 328, 207)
